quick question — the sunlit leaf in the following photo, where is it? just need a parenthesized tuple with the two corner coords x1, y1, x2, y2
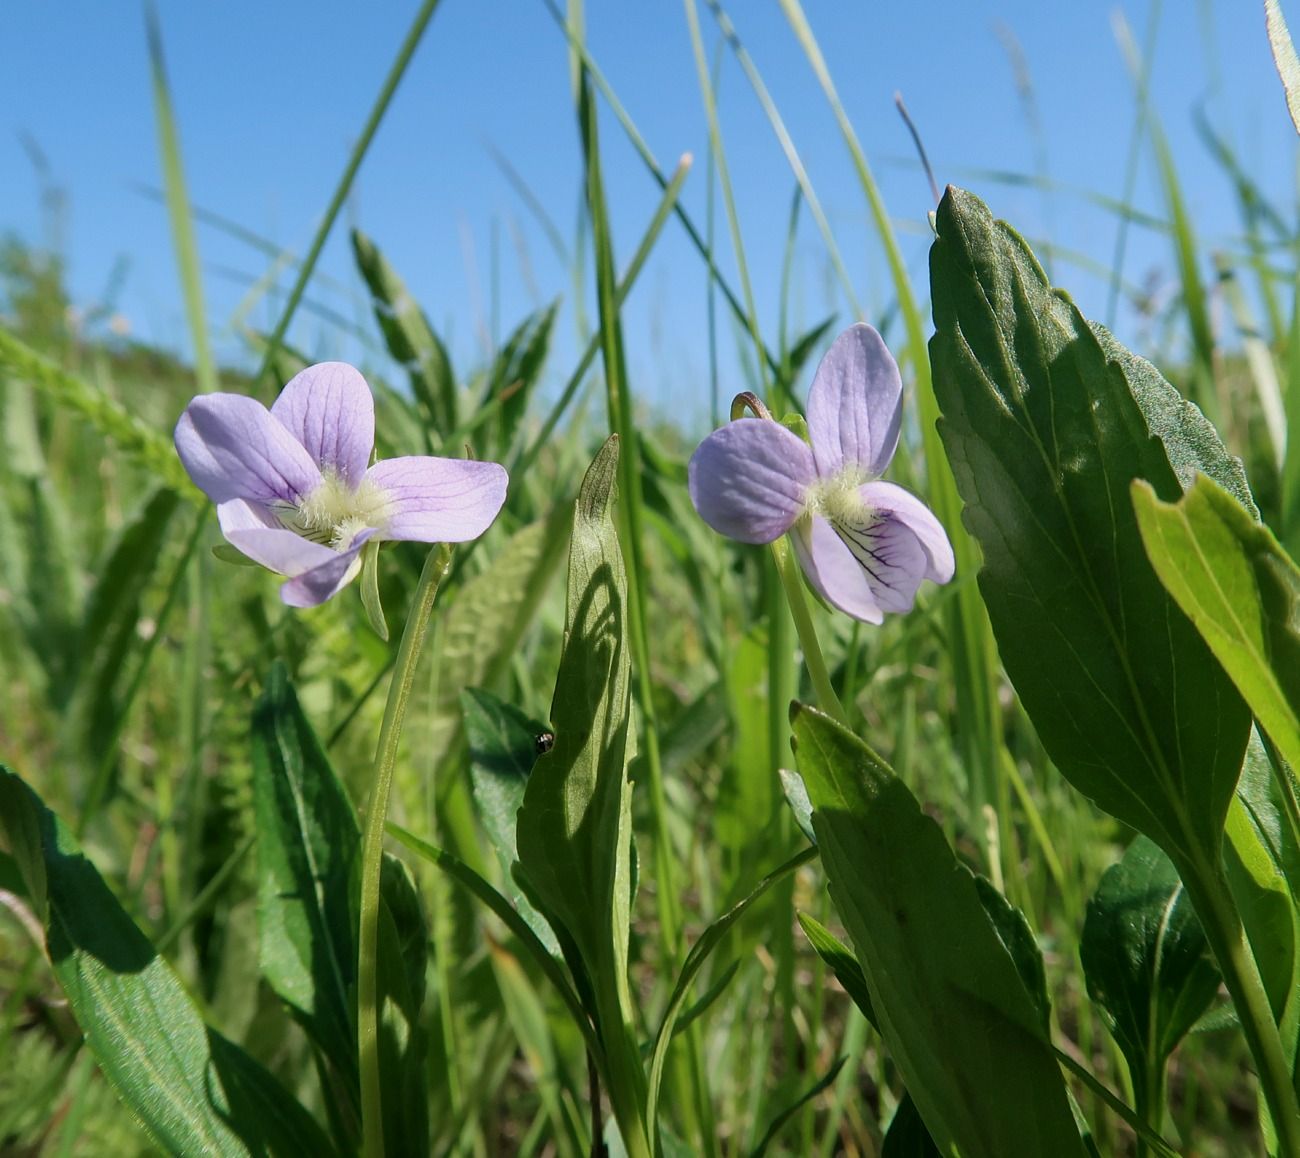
(790, 703, 1084, 1158)
(929, 185, 1251, 859)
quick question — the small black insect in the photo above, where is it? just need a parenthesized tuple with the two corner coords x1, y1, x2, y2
(535, 731, 555, 755)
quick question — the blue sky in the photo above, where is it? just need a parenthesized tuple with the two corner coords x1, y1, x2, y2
(3, 1, 1297, 430)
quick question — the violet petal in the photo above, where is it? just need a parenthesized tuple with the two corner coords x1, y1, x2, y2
(270, 362, 375, 486)
(279, 529, 374, 607)
(175, 393, 321, 505)
(220, 519, 340, 577)
(365, 457, 508, 542)
(791, 516, 885, 624)
(687, 418, 815, 544)
(806, 323, 902, 478)
(861, 481, 955, 584)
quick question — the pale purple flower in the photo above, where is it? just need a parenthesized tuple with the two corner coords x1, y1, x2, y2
(688, 324, 954, 624)
(174, 362, 507, 607)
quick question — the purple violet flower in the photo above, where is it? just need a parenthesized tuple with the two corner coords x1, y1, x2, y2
(688, 323, 954, 624)
(174, 362, 507, 607)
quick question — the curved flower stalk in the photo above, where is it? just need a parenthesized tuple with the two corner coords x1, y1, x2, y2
(689, 323, 954, 623)
(174, 361, 507, 606)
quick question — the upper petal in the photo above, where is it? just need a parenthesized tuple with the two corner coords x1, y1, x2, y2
(687, 418, 815, 544)
(365, 457, 507, 542)
(861, 481, 955, 584)
(270, 362, 375, 486)
(175, 393, 321, 506)
(279, 530, 373, 607)
(806, 323, 902, 479)
(791, 516, 885, 625)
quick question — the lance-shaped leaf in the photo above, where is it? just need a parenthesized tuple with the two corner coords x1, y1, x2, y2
(514, 436, 647, 1146)
(1133, 473, 1300, 783)
(352, 227, 458, 435)
(1081, 836, 1221, 1119)
(461, 686, 561, 953)
(791, 704, 1085, 1158)
(928, 185, 1251, 857)
(486, 301, 558, 456)
(0, 765, 334, 1157)
(1225, 734, 1300, 1059)
(251, 664, 429, 1155)
(251, 663, 360, 1096)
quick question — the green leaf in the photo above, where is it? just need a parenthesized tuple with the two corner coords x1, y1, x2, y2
(250, 663, 361, 1125)
(973, 876, 1051, 1035)
(1133, 473, 1300, 784)
(1225, 733, 1300, 1062)
(486, 301, 558, 455)
(424, 506, 571, 767)
(351, 226, 458, 435)
(796, 913, 875, 1025)
(376, 855, 430, 1156)
(779, 769, 815, 846)
(68, 488, 181, 752)
(928, 185, 1251, 857)
(881, 1094, 944, 1158)
(514, 435, 648, 1149)
(461, 686, 561, 953)
(0, 765, 333, 1157)
(790, 703, 1085, 1158)
(359, 539, 389, 641)
(1080, 836, 1221, 1116)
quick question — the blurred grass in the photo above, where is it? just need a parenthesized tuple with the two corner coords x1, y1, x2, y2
(0, 3, 1290, 1155)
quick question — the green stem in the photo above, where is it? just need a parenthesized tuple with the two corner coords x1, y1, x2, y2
(358, 543, 454, 1158)
(1179, 849, 1300, 1155)
(769, 536, 848, 726)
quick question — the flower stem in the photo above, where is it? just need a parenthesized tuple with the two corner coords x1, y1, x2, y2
(358, 542, 453, 1158)
(1178, 846, 1300, 1156)
(769, 535, 849, 726)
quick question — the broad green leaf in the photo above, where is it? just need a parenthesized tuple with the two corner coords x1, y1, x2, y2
(928, 185, 1251, 857)
(461, 686, 560, 953)
(514, 435, 648, 1150)
(881, 1095, 944, 1158)
(351, 227, 458, 435)
(1267, 0, 1300, 135)
(250, 662, 360, 1106)
(0, 765, 333, 1157)
(1080, 836, 1220, 1118)
(1133, 473, 1300, 784)
(790, 703, 1085, 1158)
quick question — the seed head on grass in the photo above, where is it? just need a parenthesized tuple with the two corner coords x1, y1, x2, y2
(174, 362, 507, 606)
(689, 323, 954, 623)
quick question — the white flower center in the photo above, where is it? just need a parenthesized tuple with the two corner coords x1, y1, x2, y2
(802, 467, 867, 526)
(275, 471, 392, 551)
(800, 467, 911, 598)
